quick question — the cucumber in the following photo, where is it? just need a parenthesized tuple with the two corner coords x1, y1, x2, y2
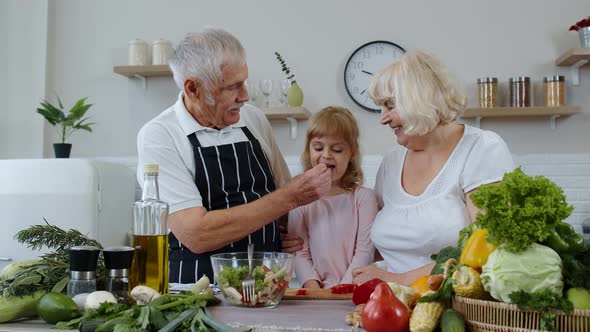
(0, 290, 46, 323)
(440, 308, 466, 332)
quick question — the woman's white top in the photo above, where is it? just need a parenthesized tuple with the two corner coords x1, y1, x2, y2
(371, 125, 514, 273)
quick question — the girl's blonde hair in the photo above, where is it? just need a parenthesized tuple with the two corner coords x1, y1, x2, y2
(301, 106, 363, 191)
(368, 50, 467, 136)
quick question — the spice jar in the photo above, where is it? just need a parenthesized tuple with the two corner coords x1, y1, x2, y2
(103, 246, 135, 304)
(128, 39, 148, 65)
(509, 76, 531, 107)
(543, 75, 565, 107)
(477, 77, 498, 108)
(67, 246, 101, 298)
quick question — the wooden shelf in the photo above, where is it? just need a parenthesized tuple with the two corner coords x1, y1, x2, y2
(263, 107, 311, 139)
(555, 48, 590, 66)
(113, 65, 172, 78)
(462, 106, 581, 129)
(263, 106, 311, 120)
(555, 48, 590, 85)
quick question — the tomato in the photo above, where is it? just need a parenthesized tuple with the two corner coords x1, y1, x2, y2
(295, 289, 308, 296)
(361, 283, 409, 332)
(331, 283, 357, 294)
(275, 279, 289, 293)
(260, 265, 271, 273)
(352, 278, 384, 305)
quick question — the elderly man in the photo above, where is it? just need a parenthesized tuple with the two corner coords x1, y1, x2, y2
(137, 28, 331, 283)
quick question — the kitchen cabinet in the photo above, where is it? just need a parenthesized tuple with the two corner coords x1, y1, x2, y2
(461, 106, 581, 129)
(113, 65, 311, 138)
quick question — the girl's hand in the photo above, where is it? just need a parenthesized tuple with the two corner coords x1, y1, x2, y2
(302, 280, 321, 288)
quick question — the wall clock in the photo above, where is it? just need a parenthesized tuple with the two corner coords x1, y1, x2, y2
(344, 41, 406, 112)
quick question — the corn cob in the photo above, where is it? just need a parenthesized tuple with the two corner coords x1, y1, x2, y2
(410, 292, 445, 332)
(452, 266, 486, 299)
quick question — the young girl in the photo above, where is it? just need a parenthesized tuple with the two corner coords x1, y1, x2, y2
(288, 106, 379, 288)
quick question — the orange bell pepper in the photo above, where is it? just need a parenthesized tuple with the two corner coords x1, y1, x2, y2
(409, 275, 430, 304)
(459, 229, 497, 270)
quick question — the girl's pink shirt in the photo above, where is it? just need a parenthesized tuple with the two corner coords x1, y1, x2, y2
(287, 186, 378, 288)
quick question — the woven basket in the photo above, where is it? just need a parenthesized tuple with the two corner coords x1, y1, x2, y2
(452, 296, 590, 332)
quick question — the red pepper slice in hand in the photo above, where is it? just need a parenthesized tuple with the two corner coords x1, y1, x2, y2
(331, 283, 357, 294)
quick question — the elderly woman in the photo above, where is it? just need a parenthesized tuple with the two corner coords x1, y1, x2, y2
(351, 50, 514, 285)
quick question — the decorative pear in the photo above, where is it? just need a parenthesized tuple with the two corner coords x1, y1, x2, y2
(287, 82, 304, 107)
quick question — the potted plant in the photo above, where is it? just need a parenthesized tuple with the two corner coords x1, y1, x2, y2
(569, 16, 590, 48)
(36, 95, 95, 158)
(274, 51, 303, 107)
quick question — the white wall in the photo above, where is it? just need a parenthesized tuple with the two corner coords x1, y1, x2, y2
(3, 0, 590, 159)
(0, 0, 47, 158)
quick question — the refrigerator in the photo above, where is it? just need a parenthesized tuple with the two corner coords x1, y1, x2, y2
(0, 159, 137, 271)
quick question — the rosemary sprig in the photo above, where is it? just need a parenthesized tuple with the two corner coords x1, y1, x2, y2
(15, 218, 102, 253)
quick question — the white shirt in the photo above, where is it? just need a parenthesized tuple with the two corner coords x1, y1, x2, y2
(136, 92, 291, 214)
(371, 125, 514, 273)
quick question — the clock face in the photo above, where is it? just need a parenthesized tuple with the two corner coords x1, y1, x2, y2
(344, 41, 405, 112)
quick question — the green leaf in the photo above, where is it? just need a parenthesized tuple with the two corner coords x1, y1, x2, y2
(51, 276, 69, 293)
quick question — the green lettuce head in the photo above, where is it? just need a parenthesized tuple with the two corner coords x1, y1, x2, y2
(481, 243, 563, 303)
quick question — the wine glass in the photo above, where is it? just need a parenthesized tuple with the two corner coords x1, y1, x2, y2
(259, 79, 274, 108)
(245, 80, 259, 106)
(280, 79, 290, 107)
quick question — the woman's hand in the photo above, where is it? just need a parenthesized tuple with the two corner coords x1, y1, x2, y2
(352, 264, 396, 284)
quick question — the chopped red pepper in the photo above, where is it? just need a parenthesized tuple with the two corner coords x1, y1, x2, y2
(352, 278, 385, 305)
(260, 265, 271, 273)
(331, 283, 357, 294)
(295, 289, 308, 296)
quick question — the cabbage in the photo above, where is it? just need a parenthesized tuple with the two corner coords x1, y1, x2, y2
(480, 243, 563, 303)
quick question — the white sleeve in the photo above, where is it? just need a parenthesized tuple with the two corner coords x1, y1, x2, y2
(137, 122, 202, 214)
(461, 130, 515, 193)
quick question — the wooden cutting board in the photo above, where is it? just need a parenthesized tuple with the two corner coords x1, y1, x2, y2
(282, 288, 353, 300)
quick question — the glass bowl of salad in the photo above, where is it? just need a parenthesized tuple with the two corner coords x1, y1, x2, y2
(210, 251, 294, 308)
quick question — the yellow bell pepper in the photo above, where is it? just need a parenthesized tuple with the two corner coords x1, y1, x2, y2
(459, 229, 497, 269)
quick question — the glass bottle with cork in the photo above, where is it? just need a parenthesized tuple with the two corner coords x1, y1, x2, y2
(130, 164, 169, 294)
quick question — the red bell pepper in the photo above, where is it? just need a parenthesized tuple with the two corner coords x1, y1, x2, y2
(331, 283, 357, 294)
(361, 283, 409, 332)
(352, 278, 384, 305)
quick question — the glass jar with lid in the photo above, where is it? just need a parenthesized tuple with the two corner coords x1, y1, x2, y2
(509, 76, 531, 107)
(543, 75, 565, 107)
(477, 77, 498, 108)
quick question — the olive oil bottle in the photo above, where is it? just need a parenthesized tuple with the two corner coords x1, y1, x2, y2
(130, 164, 169, 294)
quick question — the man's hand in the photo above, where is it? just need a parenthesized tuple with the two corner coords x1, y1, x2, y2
(280, 224, 303, 253)
(283, 164, 332, 208)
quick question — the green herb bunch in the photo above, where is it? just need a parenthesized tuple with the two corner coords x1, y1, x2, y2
(0, 219, 105, 297)
(274, 51, 296, 84)
(36, 95, 95, 144)
(509, 289, 573, 332)
(471, 167, 573, 253)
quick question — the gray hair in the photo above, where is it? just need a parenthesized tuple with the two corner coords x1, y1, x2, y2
(168, 28, 246, 96)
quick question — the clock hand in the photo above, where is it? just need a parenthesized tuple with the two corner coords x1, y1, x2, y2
(361, 70, 374, 75)
(360, 89, 366, 95)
